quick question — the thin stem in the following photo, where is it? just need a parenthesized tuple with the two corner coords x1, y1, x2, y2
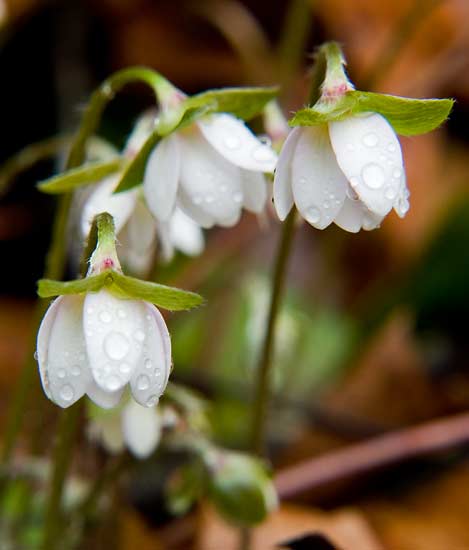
(250, 210, 297, 456)
(361, 0, 443, 90)
(40, 404, 82, 550)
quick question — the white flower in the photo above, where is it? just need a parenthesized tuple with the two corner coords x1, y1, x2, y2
(274, 113, 410, 232)
(88, 400, 163, 459)
(81, 178, 204, 272)
(36, 288, 171, 409)
(143, 113, 277, 229)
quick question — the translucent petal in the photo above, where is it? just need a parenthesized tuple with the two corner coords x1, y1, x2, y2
(143, 135, 180, 222)
(37, 295, 91, 408)
(169, 208, 205, 256)
(81, 176, 137, 237)
(179, 133, 243, 226)
(329, 113, 405, 217)
(88, 412, 125, 452)
(198, 113, 277, 172)
(177, 187, 216, 229)
(83, 290, 146, 393)
(273, 128, 302, 221)
(122, 400, 162, 458)
(291, 126, 347, 229)
(240, 170, 267, 214)
(130, 304, 171, 407)
(87, 381, 124, 409)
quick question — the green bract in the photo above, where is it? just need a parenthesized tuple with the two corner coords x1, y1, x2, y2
(290, 91, 454, 136)
(114, 85, 278, 193)
(37, 270, 204, 311)
(38, 159, 123, 194)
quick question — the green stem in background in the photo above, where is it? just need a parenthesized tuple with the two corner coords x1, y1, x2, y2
(361, 0, 443, 90)
(250, 210, 297, 456)
(40, 404, 82, 550)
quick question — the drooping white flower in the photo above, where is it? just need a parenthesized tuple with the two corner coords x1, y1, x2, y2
(274, 114, 409, 232)
(36, 287, 171, 409)
(143, 112, 277, 229)
(88, 400, 163, 459)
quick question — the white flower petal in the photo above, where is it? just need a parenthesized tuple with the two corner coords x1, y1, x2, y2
(333, 196, 364, 233)
(143, 135, 181, 222)
(86, 381, 124, 409)
(240, 170, 267, 214)
(122, 400, 162, 458)
(329, 113, 405, 217)
(291, 126, 347, 229)
(37, 295, 91, 408)
(273, 128, 302, 221)
(177, 187, 216, 229)
(169, 208, 205, 256)
(130, 303, 171, 407)
(88, 412, 125, 453)
(178, 133, 243, 226)
(81, 176, 137, 238)
(197, 113, 277, 172)
(83, 290, 146, 393)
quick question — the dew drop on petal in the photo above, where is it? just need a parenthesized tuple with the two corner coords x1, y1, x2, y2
(387, 143, 396, 153)
(86, 307, 94, 315)
(232, 191, 243, 204)
(306, 207, 321, 224)
(384, 186, 397, 200)
(392, 168, 402, 179)
(362, 163, 385, 189)
(397, 197, 410, 216)
(362, 132, 378, 147)
(134, 330, 145, 343)
(144, 359, 152, 369)
(299, 177, 307, 186)
(346, 186, 360, 201)
(60, 384, 74, 402)
(105, 375, 121, 392)
(147, 395, 158, 406)
(99, 310, 112, 323)
(104, 332, 130, 361)
(220, 184, 228, 193)
(71, 365, 81, 376)
(137, 374, 150, 390)
(323, 200, 330, 209)
(119, 363, 131, 374)
(205, 194, 215, 204)
(57, 368, 66, 379)
(117, 309, 126, 319)
(192, 194, 203, 205)
(224, 136, 240, 150)
(33, 351, 39, 361)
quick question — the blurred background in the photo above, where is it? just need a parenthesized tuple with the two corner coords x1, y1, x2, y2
(1, 0, 469, 548)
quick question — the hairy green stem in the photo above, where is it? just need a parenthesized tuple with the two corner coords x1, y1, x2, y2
(250, 210, 296, 456)
(40, 404, 82, 550)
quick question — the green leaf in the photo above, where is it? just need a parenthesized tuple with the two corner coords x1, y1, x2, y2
(350, 91, 454, 136)
(37, 272, 111, 298)
(112, 272, 204, 311)
(290, 92, 454, 136)
(38, 159, 123, 194)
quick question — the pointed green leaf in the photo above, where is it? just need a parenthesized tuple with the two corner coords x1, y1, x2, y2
(38, 159, 123, 194)
(112, 272, 204, 311)
(37, 272, 111, 298)
(350, 91, 454, 136)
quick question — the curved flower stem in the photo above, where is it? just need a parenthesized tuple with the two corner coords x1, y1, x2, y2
(250, 210, 297, 456)
(40, 403, 82, 550)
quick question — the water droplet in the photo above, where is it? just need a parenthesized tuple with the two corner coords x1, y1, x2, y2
(146, 314, 152, 321)
(306, 207, 321, 224)
(397, 197, 410, 216)
(57, 368, 66, 379)
(387, 143, 396, 153)
(362, 163, 385, 189)
(350, 177, 359, 188)
(102, 83, 113, 96)
(147, 395, 158, 406)
(384, 186, 397, 200)
(346, 186, 360, 201)
(299, 177, 307, 186)
(252, 145, 275, 162)
(117, 309, 126, 319)
(64, 351, 70, 358)
(335, 199, 341, 205)
(137, 375, 150, 390)
(233, 191, 243, 203)
(104, 332, 130, 361)
(60, 384, 74, 402)
(329, 193, 335, 200)
(220, 184, 228, 192)
(346, 143, 355, 152)
(86, 307, 94, 315)
(105, 375, 121, 392)
(119, 362, 130, 374)
(155, 367, 161, 376)
(224, 136, 240, 150)
(259, 135, 272, 146)
(99, 310, 112, 323)
(134, 330, 145, 342)
(192, 194, 202, 205)
(392, 168, 402, 179)
(144, 359, 152, 369)
(205, 194, 215, 204)
(71, 365, 81, 376)
(34, 351, 39, 361)
(323, 200, 330, 209)
(362, 132, 378, 147)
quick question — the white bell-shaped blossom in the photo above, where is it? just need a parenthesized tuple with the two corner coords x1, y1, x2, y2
(143, 113, 277, 229)
(36, 288, 172, 409)
(274, 113, 410, 232)
(88, 399, 163, 459)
